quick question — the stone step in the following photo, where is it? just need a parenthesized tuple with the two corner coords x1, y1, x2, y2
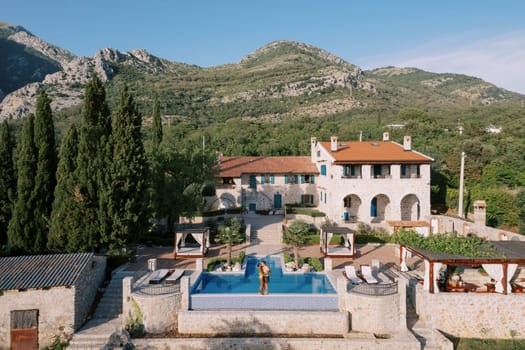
(133, 336, 422, 350)
(411, 326, 453, 350)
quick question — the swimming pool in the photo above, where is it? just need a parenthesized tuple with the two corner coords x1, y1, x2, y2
(191, 255, 336, 294)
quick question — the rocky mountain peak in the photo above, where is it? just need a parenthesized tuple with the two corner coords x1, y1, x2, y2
(5, 24, 75, 68)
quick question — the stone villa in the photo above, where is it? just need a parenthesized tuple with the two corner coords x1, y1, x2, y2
(212, 133, 433, 232)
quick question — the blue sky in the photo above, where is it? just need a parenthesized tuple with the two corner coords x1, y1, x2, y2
(3, 0, 525, 94)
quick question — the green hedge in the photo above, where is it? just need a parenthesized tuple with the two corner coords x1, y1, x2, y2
(206, 250, 246, 271)
(202, 207, 243, 217)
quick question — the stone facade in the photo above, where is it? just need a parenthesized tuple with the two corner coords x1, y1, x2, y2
(311, 138, 432, 226)
(0, 255, 106, 348)
(213, 174, 317, 212)
(412, 283, 525, 338)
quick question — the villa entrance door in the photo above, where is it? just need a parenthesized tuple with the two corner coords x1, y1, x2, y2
(274, 194, 282, 209)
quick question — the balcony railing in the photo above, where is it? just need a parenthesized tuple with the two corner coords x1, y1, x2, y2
(348, 281, 398, 296)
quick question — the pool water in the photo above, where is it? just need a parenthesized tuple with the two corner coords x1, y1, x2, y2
(191, 256, 336, 294)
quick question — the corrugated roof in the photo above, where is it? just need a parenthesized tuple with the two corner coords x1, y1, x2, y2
(319, 141, 433, 164)
(0, 253, 94, 291)
(219, 156, 319, 177)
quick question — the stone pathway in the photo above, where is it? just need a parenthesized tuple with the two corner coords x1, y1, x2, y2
(67, 269, 134, 349)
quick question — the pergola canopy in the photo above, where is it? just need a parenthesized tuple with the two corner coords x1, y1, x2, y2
(174, 227, 210, 258)
(400, 241, 525, 294)
(320, 227, 355, 258)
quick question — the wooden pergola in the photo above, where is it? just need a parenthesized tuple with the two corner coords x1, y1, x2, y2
(320, 227, 355, 258)
(174, 227, 210, 258)
(399, 241, 525, 294)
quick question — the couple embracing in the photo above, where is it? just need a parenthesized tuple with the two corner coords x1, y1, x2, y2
(258, 260, 271, 295)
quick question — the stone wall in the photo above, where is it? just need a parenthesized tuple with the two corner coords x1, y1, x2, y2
(122, 277, 182, 334)
(0, 287, 76, 348)
(433, 215, 524, 241)
(73, 255, 106, 329)
(177, 310, 349, 336)
(413, 284, 525, 338)
(336, 274, 405, 335)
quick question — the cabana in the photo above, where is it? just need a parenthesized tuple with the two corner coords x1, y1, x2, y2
(399, 241, 525, 294)
(320, 227, 355, 258)
(174, 227, 210, 258)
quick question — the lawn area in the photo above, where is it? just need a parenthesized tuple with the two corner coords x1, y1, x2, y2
(454, 338, 525, 350)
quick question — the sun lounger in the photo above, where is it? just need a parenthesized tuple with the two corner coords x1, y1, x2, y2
(361, 265, 378, 284)
(165, 269, 185, 284)
(344, 265, 363, 284)
(149, 269, 170, 284)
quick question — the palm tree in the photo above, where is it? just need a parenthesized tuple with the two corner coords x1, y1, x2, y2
(215, 217, 244, 266)
(283, 219, 310, 269)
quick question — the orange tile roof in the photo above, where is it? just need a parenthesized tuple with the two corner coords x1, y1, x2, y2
(219, 156, 319, 177)
(319, 141, 433, 164)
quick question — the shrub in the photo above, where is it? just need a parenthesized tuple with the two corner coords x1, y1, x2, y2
(305, 257, 323, 271)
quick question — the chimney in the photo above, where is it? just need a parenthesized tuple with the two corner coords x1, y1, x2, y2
(310, 137, 317, 162)
(330, 136, 338, 152)
(403, 136, 412, 151)
(383, 132, 390, 141)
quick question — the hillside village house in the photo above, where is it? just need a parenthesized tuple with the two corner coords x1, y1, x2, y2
(211, 133, 433, 232)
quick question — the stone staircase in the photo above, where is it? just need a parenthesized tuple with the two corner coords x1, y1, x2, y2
(67, 269, 134, 350)
(406, 297, 453, 350)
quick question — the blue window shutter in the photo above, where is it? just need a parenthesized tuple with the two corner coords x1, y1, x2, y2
(284, 175, 289, 184)
(310, 195, 314, 203)
(270, 175, 275, 184)
(249, 175, 256, 188)
(351, 165, 355, 177)
(401, 164, 406, 177)
(294, 175, 298, 184)
(260, 175, 265, 184)
(310, 175, 315, 184)
(321, 165, 326, 176)
(301, 195, 305, 204)
(301, 175, 305, 184)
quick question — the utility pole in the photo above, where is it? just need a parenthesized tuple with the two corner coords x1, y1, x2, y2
(458, 151, 465, 218)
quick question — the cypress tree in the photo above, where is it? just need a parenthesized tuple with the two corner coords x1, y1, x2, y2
(32, 90, 57, 252)
(8, 115, 37, 254)
(48, 125, 80, 252)
(146, 95, 166, 223)
(74, 75, 111, 251)
(104, 84, 148, 249)
(151, 95, 163, 148)
(0, 121, 16, 247)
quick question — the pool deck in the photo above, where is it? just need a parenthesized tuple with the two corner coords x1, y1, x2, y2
(129, 241, 421, 274)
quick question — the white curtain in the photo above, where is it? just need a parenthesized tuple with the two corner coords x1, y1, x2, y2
(482, 264, 504, 293)
(319, 231, 324, 252)
(180, 233, 187, 247)
(192, 233, 203, 246)
(433, 262, 442, 294)
(508, 264, 518, 292)
(325, 231, 333, 253)
(423, 260, 430, 291)
(175, 233, 184, 253)
(400, 246, 408, 272)
(344, 234, 350, 248)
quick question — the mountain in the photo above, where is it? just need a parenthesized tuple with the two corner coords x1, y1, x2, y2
(0, 24, 523, 123)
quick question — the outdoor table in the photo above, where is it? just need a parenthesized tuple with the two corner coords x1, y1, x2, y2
(445, 282, 478, 293)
